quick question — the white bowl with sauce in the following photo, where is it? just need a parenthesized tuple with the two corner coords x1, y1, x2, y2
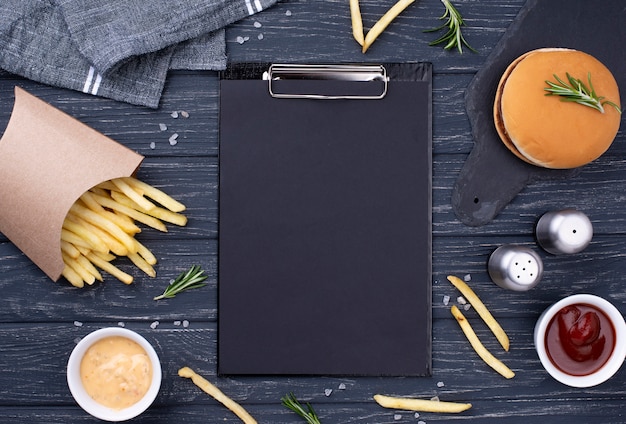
(534, 294, 626, 387)
(67, 327, 162, 421)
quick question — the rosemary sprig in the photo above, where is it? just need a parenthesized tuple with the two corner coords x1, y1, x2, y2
(544, 72, 622, 114)
(281, 393, 322, 424)
(153, 265, 208, 300)
(424, 0, 476, 53)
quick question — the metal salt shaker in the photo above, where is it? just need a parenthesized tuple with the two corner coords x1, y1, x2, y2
(535, 209, 593, 255)
(488, 245, 544, 291)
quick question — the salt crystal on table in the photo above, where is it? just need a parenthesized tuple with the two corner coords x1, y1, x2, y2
(117, 322, 125, 327)
(159, 123, 167, 131)
(393, 414, 402, 421)
(414, 412, 420, 418)
(169, 133, 179, 145)
(150, 321, 159, 329)
(173, 320, 181, 326)
(236, 36, 245, 44)
(286, 10, 292, 16)
(73, 321, 83, 327)
(464, 274, 471, 282)
(180, 110, 189, 118)
(182, 320, 189, 328)
(258, 33, 264, 40)
(457, 296, 467, 305)
(171, 111, 179, 118)
(418, 421, 426, 424)
(437, 381, 445, 387)
(430, 396, 439, 402)
(254, 21, 262, 28)
(338, 383, 346, 390)
(443, 295, 450, 306)
(464, 303, 472, 311)
(324, 389, 332, 397)
(149, 142, 156, 149)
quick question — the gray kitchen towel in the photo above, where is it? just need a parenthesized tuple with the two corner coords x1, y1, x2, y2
(0, 0, 277, 108)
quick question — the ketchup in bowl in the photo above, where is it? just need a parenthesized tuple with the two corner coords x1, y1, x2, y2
(544, 303, 615, 376)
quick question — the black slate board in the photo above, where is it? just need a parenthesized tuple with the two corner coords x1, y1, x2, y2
(454, 0, 626, 226)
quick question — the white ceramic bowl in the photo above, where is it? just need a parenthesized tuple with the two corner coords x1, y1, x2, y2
(534, 294, 626, 387)
(67, 327, 162, 421)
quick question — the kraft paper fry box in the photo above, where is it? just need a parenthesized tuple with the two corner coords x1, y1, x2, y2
(0, 87, 144, 281)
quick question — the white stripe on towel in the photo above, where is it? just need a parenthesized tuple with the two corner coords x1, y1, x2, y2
(82, 66, 103, 95)
(245, 0, 255, 15)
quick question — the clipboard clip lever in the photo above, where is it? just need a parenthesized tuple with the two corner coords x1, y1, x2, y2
(264, 64, 388, 100)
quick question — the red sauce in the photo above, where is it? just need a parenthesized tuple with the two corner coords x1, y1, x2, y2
(545, 303, 615, 376)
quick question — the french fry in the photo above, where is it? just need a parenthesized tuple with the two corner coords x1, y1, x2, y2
(350, 0, 365, 46)
(86, 251, 133, 285)
(362, 0, 415, 53)
(91, 191, 168, 232)
(111, 178, 156, 211)
(63, 252, 96, 286)
(62, 219, 109, 253)
(373, 394, 472, 413)
(62, 265, 85, 288)
(127, 252, 156, 278)
(111, 191, 187, 227)
(61, 229, 92, 250)
(69, 203, 138, 254)
(178, 367, 257, 424)
(81, 192, 141, 234)
(135, 240, 157, 266)
(67, 213, 129, 256)
(123, 177, 186, 213)
(61, 240, 81, 259)
(74, 253, 103, 282)
(447, 275, 510, 351)
(451, 305, 515, 379)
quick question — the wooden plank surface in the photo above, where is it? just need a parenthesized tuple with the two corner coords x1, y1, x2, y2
(0, 0, 625, 422)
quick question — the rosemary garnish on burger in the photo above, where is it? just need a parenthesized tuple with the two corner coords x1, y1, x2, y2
(544, 72, 622, 114)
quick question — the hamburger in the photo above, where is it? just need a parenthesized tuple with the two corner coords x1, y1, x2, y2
(493, 48, 621, 169)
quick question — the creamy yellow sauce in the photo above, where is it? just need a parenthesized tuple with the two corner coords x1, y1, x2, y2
(80, 336, 152, 409)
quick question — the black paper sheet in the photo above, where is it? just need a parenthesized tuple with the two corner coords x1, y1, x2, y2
(218, 63, 432, 376)
(455, 0, 626, 226)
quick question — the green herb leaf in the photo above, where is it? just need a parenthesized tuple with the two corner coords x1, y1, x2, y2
(281, 393, 322, 424)
(153, 265, 208, 300)
(544, 72, 622, 114)
(424, 0, 476, 53)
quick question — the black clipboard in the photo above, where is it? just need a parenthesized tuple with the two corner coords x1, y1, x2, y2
(218, 62, 432, 376)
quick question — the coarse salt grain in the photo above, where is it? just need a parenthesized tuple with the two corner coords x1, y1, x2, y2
(393, 414, 402, 421)
(149, 142, 156, 149)
(258, 33, 264, 40)
(464, 303, 472, 311)
(254, 21, 262, 28)
(418, 421, 426, 424)
(285, 10, 292, 16)
(338, 383, 346, 390)
(464, 274, 471, 282)
(437, 381, 445, 388)
(150, 321, 159, 329)
(457, 296, 467, 305)
(414, 412, 420, 418)
(324, 389, 332, 397)
(171, 111, 179, 118)
(117, 322, 125, 327)
(159, 123, 167, 131)
(173, 320, 181, 326)
(180, 110, 189, 118)
(236, 36, 245, 44)
(169, 133, 179, 146)
(430, 396, 440, 402)
(182, 320, 189, 328)
(73, 321, 83, 327)
(443, 295, 450, 306)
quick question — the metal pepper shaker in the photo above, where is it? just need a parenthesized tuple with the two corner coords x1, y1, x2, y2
(535, 209, 593, 255)
(488, 245, 544, 291)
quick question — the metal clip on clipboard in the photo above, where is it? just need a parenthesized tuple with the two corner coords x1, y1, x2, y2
(264, 64, 388, 100)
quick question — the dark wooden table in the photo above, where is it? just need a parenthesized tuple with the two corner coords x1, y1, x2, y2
(1, 0, 625, 422)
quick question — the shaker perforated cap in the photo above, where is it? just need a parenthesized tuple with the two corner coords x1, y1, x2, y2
(488, 245, 543, 291)
(536, 209, 593, 255)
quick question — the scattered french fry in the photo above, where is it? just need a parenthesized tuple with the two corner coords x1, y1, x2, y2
(362, 0, 415, 53)
(350, 0, 365, 46)
(451, 305, 515, 379)
(178, 367, 257, 424)
(374, 394, 472, 413)
(447, 275, 510, 351)
(60, 177, 187, 287)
